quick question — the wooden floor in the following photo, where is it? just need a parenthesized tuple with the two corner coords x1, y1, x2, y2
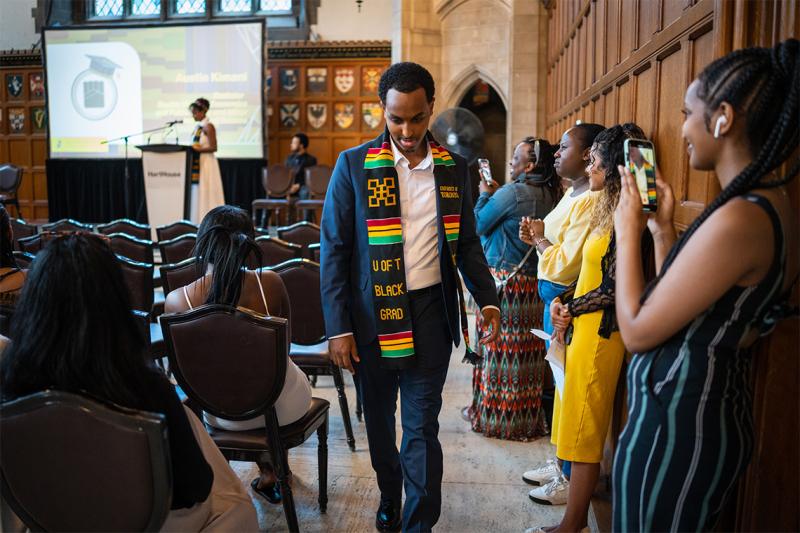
(230, 337, 571, 532)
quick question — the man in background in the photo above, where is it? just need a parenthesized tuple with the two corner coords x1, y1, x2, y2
(286, 132, 317, 198)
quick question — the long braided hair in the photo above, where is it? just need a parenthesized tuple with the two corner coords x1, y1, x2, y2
(590, 123, 646, 233)
(520, 136, 561, 203)
(194, 205, 262, 306)
(644, 39, 799, 298)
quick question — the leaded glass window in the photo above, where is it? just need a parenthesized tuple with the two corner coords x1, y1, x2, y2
(219, 0, 251, 12)
(94, 0, 123, 17)
(260, 0, 290, 11)
(176, 0, 205, 14)
(132, 0, 161, 15)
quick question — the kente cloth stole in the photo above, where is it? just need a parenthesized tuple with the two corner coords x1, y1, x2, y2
(362, 130, 479, 370)
(191, 125, 202, 183)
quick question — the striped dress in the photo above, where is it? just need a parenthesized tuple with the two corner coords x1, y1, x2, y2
(612, 195, 788, 532)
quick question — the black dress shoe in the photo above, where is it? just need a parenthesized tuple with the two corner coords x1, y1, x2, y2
(375, 496, 401, 532)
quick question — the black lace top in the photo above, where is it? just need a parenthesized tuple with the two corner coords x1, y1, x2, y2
(558, 232, 618, 339)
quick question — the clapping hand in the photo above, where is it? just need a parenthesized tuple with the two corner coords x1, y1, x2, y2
(550, 298, 572, 331)
(519, 217, 534, 245)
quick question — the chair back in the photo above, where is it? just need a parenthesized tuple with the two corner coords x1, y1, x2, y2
(9, 218, 36, 250)
(249, 236, 302, 268)
(160, 305, 288, 420)
(0, 305, 13, 338)
(97, 219, 151, 241)
(155, 220, 197, 242)
(17, 231, 60, 255)
(304, 165, 333, 199)
(272, 259, 325, 345)
(0, 390, 171, 532)
(276, 221, 321, 250)
(264, 164, 294, 196)
(117, 256, 155, 313)
(160, 257, 202, 297)
(41, 219, 92, 233)
(307, 243, 321, 263)
(11, 251, 34, 269)
(108, 233, 154, 264)
(158, 234, 196, 265)
(0, 165, 22, 194)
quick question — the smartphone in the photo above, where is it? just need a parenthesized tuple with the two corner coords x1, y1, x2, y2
(477, 158, 493, 185)
(623, 138, 658, 212)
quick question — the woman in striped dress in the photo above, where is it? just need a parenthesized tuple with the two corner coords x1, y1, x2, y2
(612, 40, 799, 531)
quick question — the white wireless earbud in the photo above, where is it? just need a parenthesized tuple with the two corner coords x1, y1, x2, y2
(714, 116, 728, 139)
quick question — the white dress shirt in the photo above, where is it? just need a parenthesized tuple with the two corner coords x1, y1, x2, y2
(390, 139, 442, 290)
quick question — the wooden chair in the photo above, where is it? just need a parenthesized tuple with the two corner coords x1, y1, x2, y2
(160, 257, 202, 297)
(158, 234, 196, 265)
(11, 251, 34, 269)
(272, 258, 356, 451)
(307, 243, 321, 263)
(160, 305, 330, 531)
(17, 231, 60, 255)
(41, 218, 93, 233)
(248, 236, 302, 268)
(155, 220, 197, 243)
(0, 164, 23, 218)
(9, 218, 36, 251)
(252, 164, 296, 228)
(295, 165, 332, 223)
(108, 233, 154, 265)
(117, 255, 154, 314)
(0, 305, 13, 338)
(276, 222, 321, 259)
(97, 219, 151, 241)
(0, 390, 172, 532)
(132, 309, 165, 364)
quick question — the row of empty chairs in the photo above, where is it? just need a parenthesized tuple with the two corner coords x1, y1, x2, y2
(252, 164, 332, 227)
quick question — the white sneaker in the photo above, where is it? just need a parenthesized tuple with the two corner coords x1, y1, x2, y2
(528, 474, 569, 505)
(522, 459, 561, 486)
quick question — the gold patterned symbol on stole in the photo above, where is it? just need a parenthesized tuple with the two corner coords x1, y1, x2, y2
(368, 178, 397, 207)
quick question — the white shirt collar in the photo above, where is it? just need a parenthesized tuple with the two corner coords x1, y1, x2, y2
(389, 137, 434, 171)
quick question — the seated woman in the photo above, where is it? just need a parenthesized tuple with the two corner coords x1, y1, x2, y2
(165, 205, 312, 505)
(0, 206, 27, 309)
(0, 233, 258, 531)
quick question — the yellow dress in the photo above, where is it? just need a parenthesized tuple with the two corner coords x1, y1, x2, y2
(555, 231, 625, 463)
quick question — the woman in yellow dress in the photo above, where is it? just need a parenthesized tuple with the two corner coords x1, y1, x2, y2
(529, 123, 645, 533)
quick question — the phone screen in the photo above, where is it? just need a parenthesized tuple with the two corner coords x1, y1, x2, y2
(478, 158, 492, 184)
(624, 139, 657, 212)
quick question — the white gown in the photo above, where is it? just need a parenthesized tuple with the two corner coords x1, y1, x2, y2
(191, 117, 226, 223)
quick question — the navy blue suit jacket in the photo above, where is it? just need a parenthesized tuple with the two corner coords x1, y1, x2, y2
(320, 137, 499, 349)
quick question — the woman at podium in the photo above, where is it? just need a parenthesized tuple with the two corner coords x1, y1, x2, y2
(189, 98, 225, 222)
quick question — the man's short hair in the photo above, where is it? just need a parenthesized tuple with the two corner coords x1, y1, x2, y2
(293, 132, 309, 148)
(378, 62, 435, 103)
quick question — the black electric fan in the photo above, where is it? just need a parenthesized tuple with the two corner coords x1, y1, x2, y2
(430, 107, 485, 165)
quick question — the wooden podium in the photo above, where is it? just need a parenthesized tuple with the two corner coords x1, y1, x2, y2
(137, 144, 193, 240)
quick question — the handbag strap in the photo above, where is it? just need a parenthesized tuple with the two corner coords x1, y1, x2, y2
(496, 245, 535, 290)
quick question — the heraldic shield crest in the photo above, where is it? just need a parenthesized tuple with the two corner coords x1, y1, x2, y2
(280, 104, 300, 128)
(306, 67, 327, 94)
(362, 102, 382, 130)
(280, 68, 299, 94)
(6, 74, 23, 98)
(334, 103, 355, 130)
(334, 67, 355, 94)
(308, 103, 327, 129)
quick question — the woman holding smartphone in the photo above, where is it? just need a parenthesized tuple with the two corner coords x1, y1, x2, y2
(613, 40, 798, 531)
(469, 138, 560, 440)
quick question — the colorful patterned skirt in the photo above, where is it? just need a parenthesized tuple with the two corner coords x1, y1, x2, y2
(469, 268, 548, 440)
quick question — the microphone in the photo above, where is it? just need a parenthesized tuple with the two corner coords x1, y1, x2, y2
(166, 119, 184, 126)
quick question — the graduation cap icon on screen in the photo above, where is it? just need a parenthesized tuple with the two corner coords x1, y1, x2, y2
(71, 55, 121, 120)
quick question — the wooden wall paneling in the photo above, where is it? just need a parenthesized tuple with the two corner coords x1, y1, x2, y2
(604, 86, 617, 127)
(616, 77, 633, 124)
(267, 55, 389, 168)
(607, 0, 620, 69)
(633, 62, 656, 137)
(593, 93, 605, 125)
(638, 0, 657, 50)
(620, 0, 637, 62)
(663, 0, 688, 30)
(594, 0, 606, 83)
